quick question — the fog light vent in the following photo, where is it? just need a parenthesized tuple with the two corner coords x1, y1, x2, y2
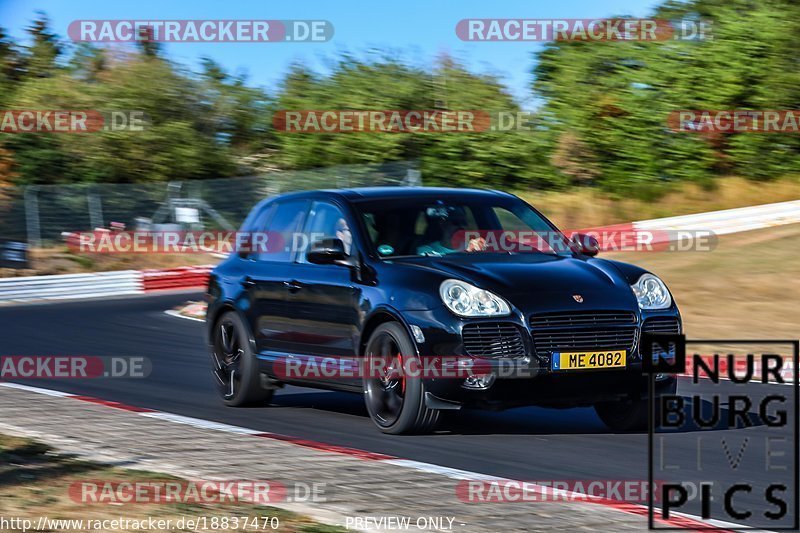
(462, 373, 496, 390)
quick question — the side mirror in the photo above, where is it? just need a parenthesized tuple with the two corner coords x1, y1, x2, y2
(571, 233, 600, 256)
(307, 238, 348, 265)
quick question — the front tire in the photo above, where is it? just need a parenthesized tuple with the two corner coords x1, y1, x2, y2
(211, 311, 274, 407)
(362, 322, 440, 435)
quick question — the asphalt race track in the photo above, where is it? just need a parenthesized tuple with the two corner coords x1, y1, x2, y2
(2, 293, 797, 527)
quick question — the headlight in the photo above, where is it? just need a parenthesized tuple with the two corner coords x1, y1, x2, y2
(439, 279, 511, 317)
(631, 274, 672, 310)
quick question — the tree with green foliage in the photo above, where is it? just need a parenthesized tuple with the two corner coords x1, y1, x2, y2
(25, 12, 61, 78)
(1, 16, 273, 185)
(273, 55, 557, 189)
(4, 0, 800, 196)
(533, 0, 800, 197)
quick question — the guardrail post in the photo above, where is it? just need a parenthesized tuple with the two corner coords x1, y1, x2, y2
(88, 192, 104, 229)
(24, 185, 41, 248)
(404, 169, 421, 186)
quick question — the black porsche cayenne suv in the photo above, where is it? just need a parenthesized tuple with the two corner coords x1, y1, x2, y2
(206, 187, 680, 434)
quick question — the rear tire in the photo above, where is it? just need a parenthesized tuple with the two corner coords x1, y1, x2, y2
(211, 311, 274, 407)
(362, 322, 441, 435)
(594, 378, 677, 432)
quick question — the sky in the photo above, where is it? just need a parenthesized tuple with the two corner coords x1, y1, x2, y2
(0, 0, 665, 105)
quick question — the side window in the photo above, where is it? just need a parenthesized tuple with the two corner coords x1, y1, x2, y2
(257, 200, 308, 262)
(241, 202, 273, 232)
(238, 204, 274, 259)
(248, 204, 275, 233)
(299, 202, 352, 263)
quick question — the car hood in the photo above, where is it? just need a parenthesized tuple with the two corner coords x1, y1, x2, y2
(391, 253, 640, 312)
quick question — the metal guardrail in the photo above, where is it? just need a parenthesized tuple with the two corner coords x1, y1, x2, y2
(634, 199, 800, 234)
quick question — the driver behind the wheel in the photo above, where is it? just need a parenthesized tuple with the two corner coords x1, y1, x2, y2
(416, 206, 486, 256)
(335, 217, 352, 255)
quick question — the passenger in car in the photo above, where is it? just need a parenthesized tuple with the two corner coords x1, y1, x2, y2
(416, 207, 486, 256)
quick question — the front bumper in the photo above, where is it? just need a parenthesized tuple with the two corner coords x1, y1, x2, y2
(402, 305, 680, 409)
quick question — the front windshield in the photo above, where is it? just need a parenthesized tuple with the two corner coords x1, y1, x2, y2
(355, 197, 573, 258)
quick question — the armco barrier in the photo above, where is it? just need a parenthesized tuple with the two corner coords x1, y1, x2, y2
(571, 199, 800, 250)
(633, 199, 800, 235)
(0, 270, 143, 304)
(141, 266, 212, 292)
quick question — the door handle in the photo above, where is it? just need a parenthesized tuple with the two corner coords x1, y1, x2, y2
(241, 276, 256, 288)
(284, 280, 302, 292)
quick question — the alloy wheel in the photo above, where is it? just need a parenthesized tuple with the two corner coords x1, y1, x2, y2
(364, 332, 407, 427)
(212, 318, 244, 400)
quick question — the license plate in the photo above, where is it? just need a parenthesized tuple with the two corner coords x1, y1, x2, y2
(551, 350, 626, 371)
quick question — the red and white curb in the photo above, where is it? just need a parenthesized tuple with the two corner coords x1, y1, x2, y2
(0, 266, 212, 305)
(0, 381, 748, 531)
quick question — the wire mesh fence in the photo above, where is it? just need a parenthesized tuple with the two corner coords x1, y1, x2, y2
(0, 160, 420, 247)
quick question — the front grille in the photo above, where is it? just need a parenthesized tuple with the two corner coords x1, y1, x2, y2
(530, 311, 636, 329)
(462, 322, 526, 358)
(530, 311, 637, 354)
(642, 316, 681, 335)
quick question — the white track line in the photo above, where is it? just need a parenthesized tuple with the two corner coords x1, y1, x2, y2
(164, 309, 205, 322)
(0, 382, 75, 397)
